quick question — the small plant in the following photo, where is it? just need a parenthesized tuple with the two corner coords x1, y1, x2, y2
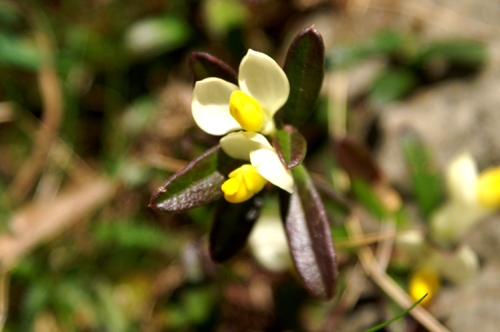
(150, 26, 338, 300)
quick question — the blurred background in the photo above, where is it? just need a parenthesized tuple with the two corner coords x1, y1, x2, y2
(0, 0, 499, 331)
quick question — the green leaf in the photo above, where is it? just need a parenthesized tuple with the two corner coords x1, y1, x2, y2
(272, 125, 307, 170)
(362, 294, 427, 332)
(189, 52, 238, 84)
(0, 32, 40, 70)
(332, 137, 382, 184)
(279, 26, 325, 127)
(402, 132, 444, 218)
(204, 0, 249, 37)
(280, 164, 337, 300)
(93, 220, 180, 254)
(210, 194, 263, 262)
(351, 178, 388, 219)
(150, 145, 243, 212)
(417, 40, 487, 68)
(124, 16, 191, 57)
(370, 68, 417, 104)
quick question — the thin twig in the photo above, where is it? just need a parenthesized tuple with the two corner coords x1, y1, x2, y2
(335, 229, 416, 248)
(375, 217, 396, 271)
(328, 73, 348, 141)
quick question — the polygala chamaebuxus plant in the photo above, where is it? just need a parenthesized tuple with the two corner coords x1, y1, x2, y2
(150, 26, 338, 300)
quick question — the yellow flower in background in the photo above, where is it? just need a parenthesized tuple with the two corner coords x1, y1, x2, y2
(430, 153, 500, 247)
(396, 229, 479, 305)
(477, 166, 500, 209)
(396, 152, 500, 305)
(408, 268, 440, 305)
(191, 49, 290, 135)
(220, 131, 294, 203)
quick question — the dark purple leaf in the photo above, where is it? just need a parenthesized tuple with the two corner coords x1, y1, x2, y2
(189, 52, 238, 85)
(280, 164, 338, 300)
(210, 194, 263, 262)
(149, 145, 243, 213)
(272, 125, 307, 170)
(332, 137, 382, 184)
(278, 26, 325, 127)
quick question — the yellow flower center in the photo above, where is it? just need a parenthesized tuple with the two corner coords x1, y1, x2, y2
(229, 91, 264, 132)
(221, 164, 267, 203)
(477, 166, 500, 209)
(408, 267, 440, 306)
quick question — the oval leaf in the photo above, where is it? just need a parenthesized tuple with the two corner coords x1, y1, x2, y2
(279, 26, 325, 127)
(332, 137, 382, 184)
(402, 131, 444, 217)
(279, 164, 338, 300)
(189, 52, 238, 84)
(272, 125, 307, 170)
(210, 194, 263, 262)
(149, 145, 242, 212)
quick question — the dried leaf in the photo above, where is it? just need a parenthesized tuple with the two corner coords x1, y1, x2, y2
(189, 52, 238, 84)
(332, 137, 382, 184)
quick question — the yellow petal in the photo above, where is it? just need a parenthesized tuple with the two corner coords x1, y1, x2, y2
(409, 267, 440, 306)
(222, 164, 267, 203)
(477, 166, 500, 209)
(229, 91, 264, 132)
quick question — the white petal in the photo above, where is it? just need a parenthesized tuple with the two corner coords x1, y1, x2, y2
(249, 209, 291, 272)
(430, 245, 479, 284)
(394, 230, 429, 263)
(250, 149, 294, 193)
(191, 78, 241, 135)
(446, 152, 478, 205)
(238, 49, 290, 116)
(220, 131, 273, 161)
(430, 200, 488, 246)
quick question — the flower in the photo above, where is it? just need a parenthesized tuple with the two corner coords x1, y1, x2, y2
(248, 200, 291, 272)
(191, 49, 290, 136)
(396, 230, 479, 304)
(220, 131, 293, 202)
(396, 152, 500, 304)
(430, 152, 500, 247)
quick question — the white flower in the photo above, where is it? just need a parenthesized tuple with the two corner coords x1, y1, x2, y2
(191, 49, 290, 136)
(219, 131, 293, 203)
(430, 153, 499, 247)
(395, 230, 479, 304)
(248, 204, 291, 272)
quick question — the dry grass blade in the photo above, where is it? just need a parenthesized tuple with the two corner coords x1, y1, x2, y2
(8, 5, 63, 202)
(0, 273, 8, 332)
(0, 178, 117, 272)
(346, 214, 451, 332)
(335, 229, 414, 248)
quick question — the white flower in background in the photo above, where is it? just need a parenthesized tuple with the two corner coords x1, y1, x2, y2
(191, 49, 290, 136)
(395, 230, 479, 304)
(396, 152, 500, 304)
(430, 152, 500, 247)
(248, 206, 291, 272)
(220, 131, 293, 203)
